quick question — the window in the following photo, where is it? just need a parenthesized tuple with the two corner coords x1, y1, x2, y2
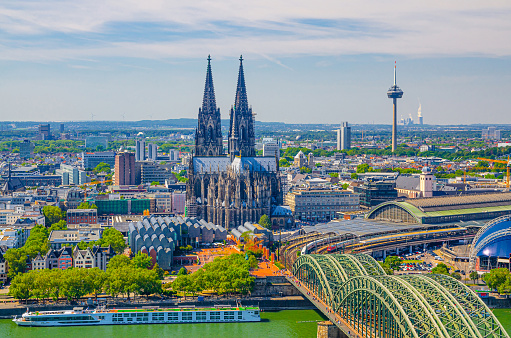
(168, 313, 179, 321)
(210, 312, 220, 320)
(224, 311, 235, 320)
(182, 312, 193, 321)
(196, 312, 207, 321)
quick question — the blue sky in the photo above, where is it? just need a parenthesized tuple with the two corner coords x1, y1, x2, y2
(0, 1, 510, 124)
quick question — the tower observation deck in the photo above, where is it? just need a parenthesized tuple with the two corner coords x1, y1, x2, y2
(387, 62, 404, 152)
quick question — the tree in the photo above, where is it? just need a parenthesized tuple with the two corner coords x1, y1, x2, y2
(342, 183, 349, 190)
(152, 263, 165, 280)
(356, 163, 372, 173)
(151, 181, 160, 186)
(498, 276, 511, 295)
(97, 228, 126, 253)
(451, 272, 462, 281)
(258, 214, 272, 230)
(300, 166, 312, 174)
(470, 271, 479, 284)
(77, 202, 98, 209)
(133, 252, 153, 269)
(49, 220, 67, 232)
(279, 158, 290, 167)
(384, 256, 403, 271)
(107, 254, 132, 270)
(431, 263, 450, 275)
(329, 173, 339, 178)
(483, 268, 510, 292)
(378, 262, 394, 275)
(351, 173, 358, 180)
(177, 267, 187, 276)
(86, 268, 107, 301)
(4, 249, 27, 278)
(42, 205, 63, 226)
(93, 162, 111, 175)
(9, 272, 34, 303)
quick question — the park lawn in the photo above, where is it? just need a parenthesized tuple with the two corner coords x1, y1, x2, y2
(493, 308, 511, 332)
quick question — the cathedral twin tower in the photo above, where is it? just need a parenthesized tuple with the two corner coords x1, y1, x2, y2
(194, 55, 255, 160)
(186, 55, 282, 229)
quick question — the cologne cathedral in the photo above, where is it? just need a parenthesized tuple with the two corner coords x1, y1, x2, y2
(185, 56, 282, 229)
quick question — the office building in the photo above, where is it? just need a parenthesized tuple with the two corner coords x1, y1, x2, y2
(82, 152, 116, 170)
(38, 124, 51, 140)
(19, 140, 34, 159)
(148, 143, 158, 161)
(85, 136, 108, 150)
(60, 123, 64, 133)
(136, 161, 174, 185)
(336, 122, 351, 151)
(482, 127, 501, 140)
(354, 180, 398, 208)
(168, 149, 180, 161)
(285, 188, 360, 222)
(135, 140, 146, 161)
(262, 139, 280, 159)
(114, 152, 136, 185)
(56, 164, 88, 185)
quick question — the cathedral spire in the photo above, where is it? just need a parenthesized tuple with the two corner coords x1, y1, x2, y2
(195, 55, 223, 157)
(234, 55, 249, 116)
(229, 55, 256, 159)
(202, 54, 217, 115)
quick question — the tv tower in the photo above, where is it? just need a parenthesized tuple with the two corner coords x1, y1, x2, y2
(387, 61, 404, 152)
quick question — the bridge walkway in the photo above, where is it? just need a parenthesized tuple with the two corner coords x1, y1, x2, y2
(285, 275, 362, 338)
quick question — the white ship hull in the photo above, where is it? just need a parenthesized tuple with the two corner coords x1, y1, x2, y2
(14, 307, 261, 327)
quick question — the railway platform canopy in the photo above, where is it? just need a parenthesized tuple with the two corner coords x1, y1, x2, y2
(367, 192, 511, 225)
(300, 218, 482, 239)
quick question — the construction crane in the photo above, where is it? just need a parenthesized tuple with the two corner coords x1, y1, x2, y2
(80, 179, 113, 200)
(477, 157, 510, 189)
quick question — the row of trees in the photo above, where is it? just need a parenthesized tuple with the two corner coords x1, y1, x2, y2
(9, 253, 164, 303)
(483, 268, 511, 295)
(170, 253, 257, 296)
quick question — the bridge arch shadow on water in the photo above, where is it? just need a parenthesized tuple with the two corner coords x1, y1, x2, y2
(292, 254, 509, 338)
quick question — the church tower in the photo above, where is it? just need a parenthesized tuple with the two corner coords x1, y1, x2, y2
(195, 55, 223, 156)
(228, 56, 256, 160)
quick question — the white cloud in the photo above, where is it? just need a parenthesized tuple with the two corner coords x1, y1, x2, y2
(0, 1, 510, 60)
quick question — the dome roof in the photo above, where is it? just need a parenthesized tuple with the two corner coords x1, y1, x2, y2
(472, 215, 511, 259)
(421, 166, 432, 174)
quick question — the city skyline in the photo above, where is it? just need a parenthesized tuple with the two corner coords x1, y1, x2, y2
(0, 1, 510, 124)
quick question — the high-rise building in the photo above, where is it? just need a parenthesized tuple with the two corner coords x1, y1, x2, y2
(38, 124, 51, 140)
(114, 152, 136, 185)
(148, 143, 158, 161)
(482, 127, 501, 140)
(262, 139, 280, 159)
(387, 62, 404, 152)
(60, 123, 64, 133)
(337, 122, 351, 150)
(82, 152, 116, 170)
(19, 140, 34, 159)
(135, 140, 146, 161)
(85, 136, 108, 150)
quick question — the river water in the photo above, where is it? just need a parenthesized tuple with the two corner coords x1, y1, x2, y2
(0, 310, 326, 338)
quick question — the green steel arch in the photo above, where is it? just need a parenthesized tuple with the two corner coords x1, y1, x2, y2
(292, 254, 510, 338)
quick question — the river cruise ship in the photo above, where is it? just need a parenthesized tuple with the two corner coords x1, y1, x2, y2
(13, 306, 261, 327)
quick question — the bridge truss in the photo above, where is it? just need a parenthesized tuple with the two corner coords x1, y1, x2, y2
(292, 254, 508, 338)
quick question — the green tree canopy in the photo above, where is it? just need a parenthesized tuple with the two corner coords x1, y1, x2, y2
(483, 268, 510, 293)
(258, 214, 272, 230)
(384, 256, 403, 271)
(77, 202, 98, 209)
(133, 252, 153, 269)
(42, 205, 63, 225)
(96, 228, 126, 253)
(431, 263, 451, 275)
(93, 162, 111, 175)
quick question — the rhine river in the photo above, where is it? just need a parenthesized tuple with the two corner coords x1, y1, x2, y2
(0, 310, 326, 338)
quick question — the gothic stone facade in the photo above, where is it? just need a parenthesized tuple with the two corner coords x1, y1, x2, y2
(186, 56, 282, 229)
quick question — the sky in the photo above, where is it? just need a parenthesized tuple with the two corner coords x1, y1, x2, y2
(0, 1, 510, 125)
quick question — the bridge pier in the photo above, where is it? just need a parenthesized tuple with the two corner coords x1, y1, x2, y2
(317, 321, 348, 338)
